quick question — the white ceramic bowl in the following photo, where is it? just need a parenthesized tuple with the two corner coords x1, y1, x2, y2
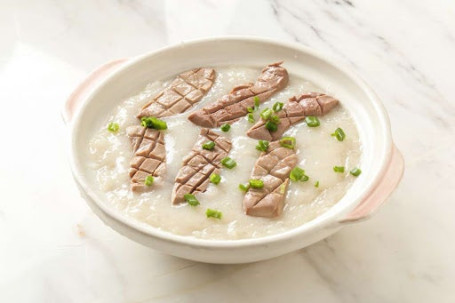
(65, 37, 404, 264)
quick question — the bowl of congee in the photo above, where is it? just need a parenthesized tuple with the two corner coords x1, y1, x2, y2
(65, 37, 404, 263)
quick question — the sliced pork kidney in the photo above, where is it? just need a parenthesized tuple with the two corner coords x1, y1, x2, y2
(138, 68, 215, 118)
(172, 128, 232, 204)
(247, 93, 339, 141)
(126, 126, 167, 192)
(188, 62, 288, 128)
(243, 141, 298, 218)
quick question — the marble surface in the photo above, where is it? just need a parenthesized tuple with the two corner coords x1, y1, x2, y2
(1, 0, 454, 302)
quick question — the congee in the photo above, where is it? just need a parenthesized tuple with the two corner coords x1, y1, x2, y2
(88, 63, 361, 240)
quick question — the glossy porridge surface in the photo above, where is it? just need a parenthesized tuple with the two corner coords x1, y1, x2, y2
(88, 66, 361, 240)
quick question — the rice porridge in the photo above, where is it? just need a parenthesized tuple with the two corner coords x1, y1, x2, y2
(88, 65, 361, 240)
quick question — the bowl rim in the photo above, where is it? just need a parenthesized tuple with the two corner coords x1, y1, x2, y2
(69, 36, 392, 248)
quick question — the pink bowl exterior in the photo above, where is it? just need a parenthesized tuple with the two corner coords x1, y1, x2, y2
(63, 59, 128, 124)
(340, 145, 404, 223)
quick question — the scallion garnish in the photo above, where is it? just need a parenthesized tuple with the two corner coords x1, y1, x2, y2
(256, 140, 269, 152)
(270, 115, 280, 124)
(290, 167, 305, 182)
(260, 108, 273, 121)
(220, 123, 231, 132)
(144, 175, 154, 186)
(141, 116, 168, 130)
(305, 116, 320, 127)
(206, 208, 222, 219)
(331, 128, 346, 141)
(333, 166, 345, 173)
(247, 107, 254, 113)
(350, 167, 362, 177)
(289, 167, 309, 182)
(254, 96, 260, 107)
(107, 122, 119, 133)
(265, 121, 278, 132)
(279, 136, 296, 149)
(202, 140, 215, 150)
(221, 157, 237, 169)
(247, 113, 255, 123)
(249, 179, 264, 189)
(273, 102, 284, 112)
(239, 183, 250, 192)
(184, 194, 200, 206)
(210, 173, 221, 184)
(315, 181, 320, 188)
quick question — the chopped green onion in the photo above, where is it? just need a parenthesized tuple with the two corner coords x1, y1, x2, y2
(107, 122, 119, 133)
(279, 136, 296, 149)
(305, 116, 320, 127)
(206, 208, 222, 219)
(202, 140, 215, 150)
(302, 175, 309, 181)
(265, 121, 278, 132)
(247, 113, 255, 123)
(144, 175, 154, 186)
(256, 140, 269, 152)
(220, 123, 231, 132)
(184, 194, 200, 206)
(314, 181, 319, 188)
(350, 167, 362, 177)
(260, 108, 273, 121)
(273, 102, 284, 112)
(239, 183, 250, 192)
(331, 127, 346, 141)
(254, 96, 260, 107)
(247, 107, 254, 113)
(290, 167, 305, 182)
(249, 179, 264, 189)
(153, 119, 168, 130)
(141, 116, 168, 130)
(333, 166, 345, 173)
(210, 173, 221, 184)
(270, 115, 280, 124)
(221, 157, 237, 169)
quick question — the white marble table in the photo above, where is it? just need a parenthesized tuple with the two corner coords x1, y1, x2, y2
(1, 0, 454, 302)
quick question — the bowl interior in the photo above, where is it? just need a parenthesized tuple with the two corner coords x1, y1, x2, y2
(71, 37, 391, 245)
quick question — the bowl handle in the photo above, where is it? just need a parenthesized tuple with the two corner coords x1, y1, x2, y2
(339, 145, 404, 223)
(62, 59, 129, 124)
